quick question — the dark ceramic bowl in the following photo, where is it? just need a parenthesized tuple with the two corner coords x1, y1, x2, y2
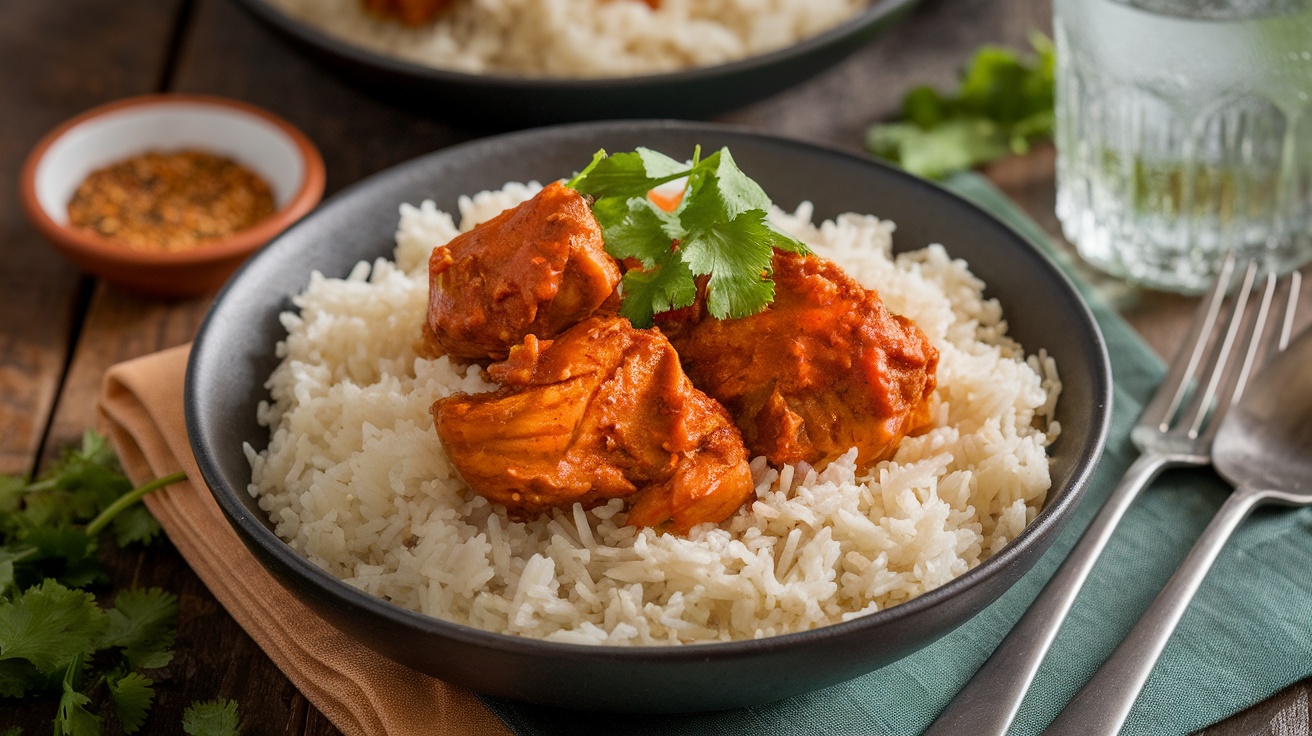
(232, 0, 920, 127)
(186, 120, 1112, 713)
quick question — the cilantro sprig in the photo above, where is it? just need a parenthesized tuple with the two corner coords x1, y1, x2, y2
(866, 32, 1055, 179)
(0, 430, 218, 735)
(566, 146, 810, 328)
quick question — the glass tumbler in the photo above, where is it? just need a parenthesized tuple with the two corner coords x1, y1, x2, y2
(1054, 0, 1312, 293)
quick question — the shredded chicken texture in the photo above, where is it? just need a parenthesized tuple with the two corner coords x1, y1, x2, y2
(434, 316, 754, 534)
(425, 183, 939, 535)
(423, 181, 621, 363)
(657, 250, 939, 469)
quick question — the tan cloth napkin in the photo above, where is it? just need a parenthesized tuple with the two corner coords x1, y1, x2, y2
(96, 344, 512, 736)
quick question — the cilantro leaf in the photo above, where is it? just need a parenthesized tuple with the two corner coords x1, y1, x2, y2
(21, 525, 95, 562)
(0, 474, 24, 517)
(111, 504, 162, 548)
(567, 146, 810, 326)
(183, 698, 242, 736)
(0, 580, 107, 674)
(591, 196, 684, 265)
(32, 431, 133, 527)
(0, 656, 43, 698)
(618, 253, 698, 328)
(16, 526, 104, 590)
(77, 430, 117, 469)
(0, 434, 187, 735)
(683, 210, 780, 320)
(55, 656, 100, 736)
(108, 671, 155, 733)
(56, 683, 100, 736)
(678, 151, 807, 319)
(901, 85, 948, 129)
(2, 726, 23, 736)
(688, 148, 771, 221)
(867, 119, 1011, 180)
(568, 147, 691, 199)
(102, 588, 178, 670)
(5, 429, 134, 546)
(867, 33, 1054, 179)
(0, 545, 36, 595)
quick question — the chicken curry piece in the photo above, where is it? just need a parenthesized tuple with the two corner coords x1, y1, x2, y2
(424, 181, 621, 363)
(434, 316, 754, 534)
(657, 250, 938, 469)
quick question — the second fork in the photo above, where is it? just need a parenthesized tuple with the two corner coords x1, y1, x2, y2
(923, 257, 1301, 736)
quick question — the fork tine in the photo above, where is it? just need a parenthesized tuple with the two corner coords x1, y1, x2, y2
(1196, 268, 1277, 444)
(1275, 271, 1302, 352)
(1205, 268, 1301, 430)
(1138, 253, 1238, 434)
(1180, 259, 1259, 440)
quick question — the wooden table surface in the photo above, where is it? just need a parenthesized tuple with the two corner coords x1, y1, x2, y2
(3, 0, 1309, 732)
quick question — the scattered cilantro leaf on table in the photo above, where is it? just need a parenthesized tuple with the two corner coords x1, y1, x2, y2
(102, 587, 179, 670)
(0, 580, 108, 677)
(182, 698, 242, 736)
(867, 32, 1055, 179)
(566, 146, 810, 327)
(0, 430, 195, 733)
(107, 671, 156, 733)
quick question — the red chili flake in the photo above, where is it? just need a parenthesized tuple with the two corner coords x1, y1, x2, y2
(67, 149, 277, 253)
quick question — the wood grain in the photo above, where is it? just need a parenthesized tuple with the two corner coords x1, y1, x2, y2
(0, 0, 184, 476)
(0, 0, 187, 726)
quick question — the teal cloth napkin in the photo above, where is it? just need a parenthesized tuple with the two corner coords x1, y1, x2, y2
(479, 173, 1312, 736)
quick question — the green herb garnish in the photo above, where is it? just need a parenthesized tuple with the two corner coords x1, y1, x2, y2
(182, 698, 242, 736)
(0, 430, 194, 734)
(866, 32, 1055, 179)
(566, 146, 810, 328)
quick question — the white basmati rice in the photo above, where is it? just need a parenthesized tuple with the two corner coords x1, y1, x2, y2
(247, 182, 1062, 645)
(265, 0, 868, 77)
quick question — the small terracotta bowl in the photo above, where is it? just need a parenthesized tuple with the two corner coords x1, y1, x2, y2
(21, 94, 325, 297)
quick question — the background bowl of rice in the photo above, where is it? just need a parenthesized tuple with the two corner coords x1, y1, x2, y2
(186, 120, 1112, 712)
(231, 0, 920, 126)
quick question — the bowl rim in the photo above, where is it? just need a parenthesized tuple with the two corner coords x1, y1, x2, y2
(19, 93, 326, 267)
(188, 119, 1112, 663)
(234, 0, 920, 89)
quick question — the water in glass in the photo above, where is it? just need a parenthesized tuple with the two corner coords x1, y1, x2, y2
(1055, 0, 1312, 292)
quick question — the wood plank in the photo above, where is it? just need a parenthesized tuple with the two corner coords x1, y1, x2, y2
(0, 0, 184, 476)
(44, 289, 211, 455)
(12, 0, 484, 728)
(0, 0, 189, 729)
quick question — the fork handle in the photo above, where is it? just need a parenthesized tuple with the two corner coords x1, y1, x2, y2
(1044, 484, 1273, 736)
(923, 453, 1170, 736)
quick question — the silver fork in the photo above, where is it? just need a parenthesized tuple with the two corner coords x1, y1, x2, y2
(924, 256, 1303, 736)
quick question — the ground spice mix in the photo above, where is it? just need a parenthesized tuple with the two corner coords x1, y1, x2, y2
(67, 149, 277, 252)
